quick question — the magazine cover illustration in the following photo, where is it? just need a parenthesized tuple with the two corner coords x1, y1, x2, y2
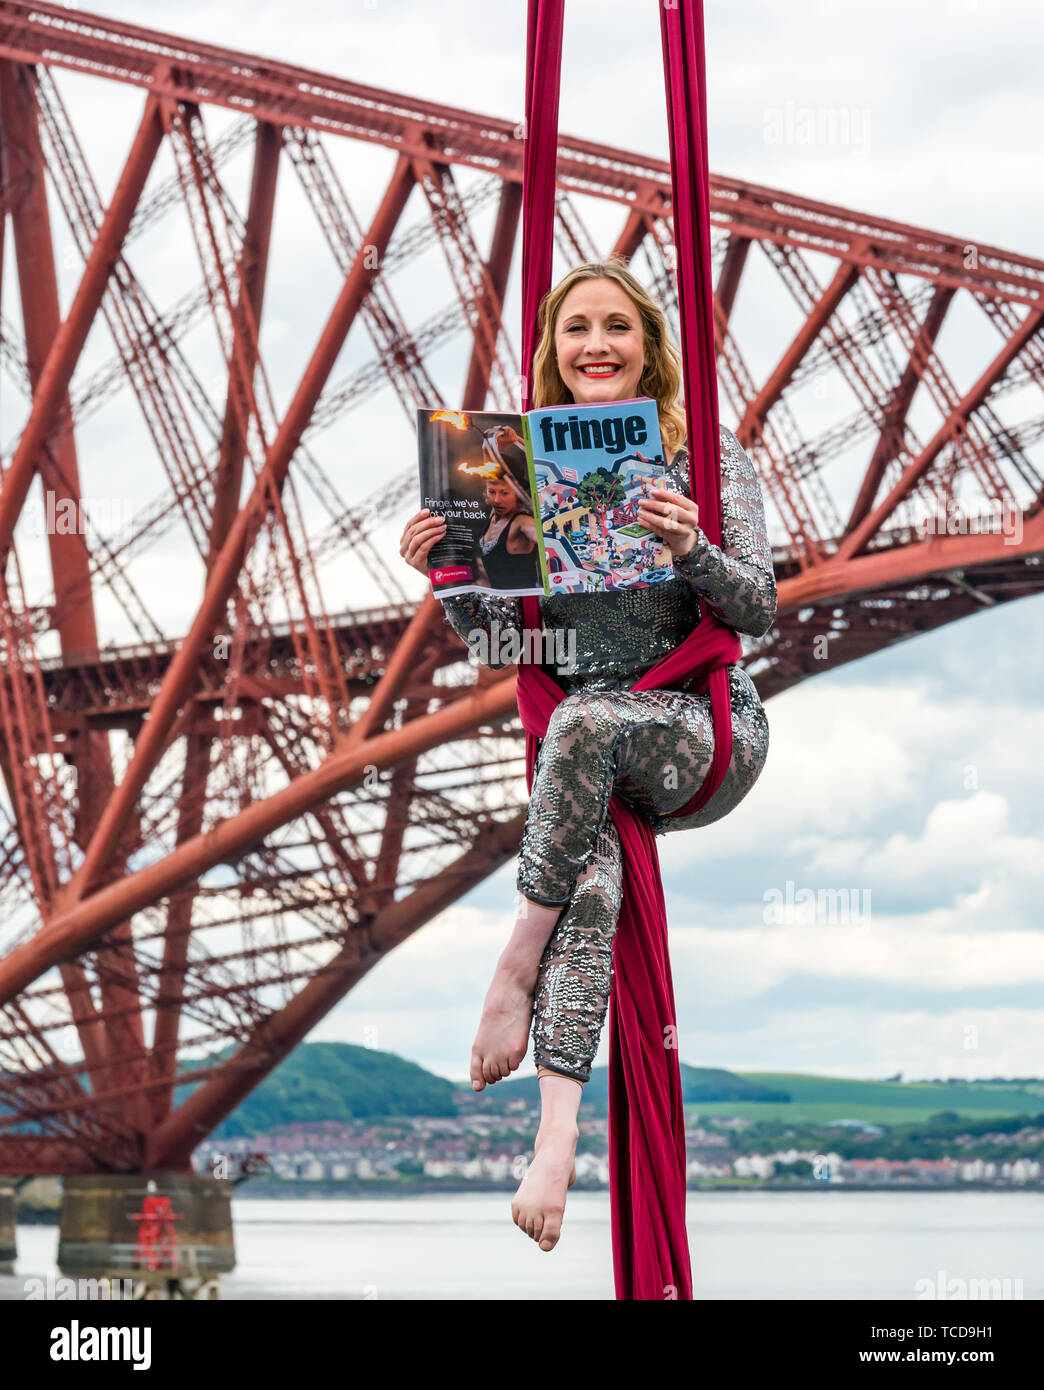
(417, 408, 543, 599)
(522, 397, 675, 596)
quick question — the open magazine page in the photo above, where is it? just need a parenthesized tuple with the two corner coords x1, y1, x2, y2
(522, 397, 676, 596)
(416, 408, 545, 599)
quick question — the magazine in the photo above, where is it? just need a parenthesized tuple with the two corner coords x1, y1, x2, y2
(417, 398, 675, 599)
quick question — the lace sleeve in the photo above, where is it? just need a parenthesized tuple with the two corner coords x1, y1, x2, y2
(666, 425, 777, 638)
(438, 590, 524, 669)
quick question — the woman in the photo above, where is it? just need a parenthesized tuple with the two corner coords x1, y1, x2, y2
(399, 260, 777, 1255)
(472, 457, 539, 590)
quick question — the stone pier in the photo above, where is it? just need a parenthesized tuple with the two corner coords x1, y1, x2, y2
(0, 1182, 14, 1272)
(58, 1173, 235, 1285)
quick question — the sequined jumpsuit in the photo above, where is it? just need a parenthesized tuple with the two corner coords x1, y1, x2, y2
(439, 425, 777, 1083)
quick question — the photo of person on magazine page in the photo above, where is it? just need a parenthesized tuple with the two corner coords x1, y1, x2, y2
(471, 425, 540, 590)
(417, 411, 545, 596)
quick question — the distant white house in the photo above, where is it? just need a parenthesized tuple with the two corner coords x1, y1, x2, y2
(732, 1154, 775, 1179)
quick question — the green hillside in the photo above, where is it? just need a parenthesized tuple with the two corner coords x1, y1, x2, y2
(173, 1043, 1044, 1133)
(684, 1072, 1044, 1126)
(471, 1064, 790, 1117)
(176, 1042, 458, 1137)
(467, 1068, 1044, 1125)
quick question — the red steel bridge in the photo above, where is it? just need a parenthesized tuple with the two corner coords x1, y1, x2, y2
(0, 1, 1041, 1176)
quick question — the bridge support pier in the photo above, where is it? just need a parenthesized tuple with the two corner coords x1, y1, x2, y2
(0, 1182, 14, 1272)
(58, 1174, 235, 1294)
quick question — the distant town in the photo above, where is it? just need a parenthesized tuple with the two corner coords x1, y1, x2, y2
(152, 1044, 1044, 1194)
(193, 1108, 1044, 1192)
(14, 1048, 1044, 1220)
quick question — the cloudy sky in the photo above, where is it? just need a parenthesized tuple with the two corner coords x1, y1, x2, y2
(7, 0, 1042, 1085)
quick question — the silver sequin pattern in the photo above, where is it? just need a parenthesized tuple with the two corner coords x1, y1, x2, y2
(438, 425, 777, 1081)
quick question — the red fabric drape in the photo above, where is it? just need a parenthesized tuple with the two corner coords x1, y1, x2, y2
(517, 0, 739, 1300)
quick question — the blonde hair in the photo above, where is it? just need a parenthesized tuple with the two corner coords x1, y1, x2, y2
(529, 259, 688, 459)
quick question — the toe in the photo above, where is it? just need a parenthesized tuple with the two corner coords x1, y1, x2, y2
(539, 1215, 561, 1251)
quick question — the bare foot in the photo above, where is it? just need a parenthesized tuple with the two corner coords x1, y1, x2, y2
(469, 964, 535, 1090)
(511, 1121, 580, 1252)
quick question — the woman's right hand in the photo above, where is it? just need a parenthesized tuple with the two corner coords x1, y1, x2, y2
(400, 508, 447, 576)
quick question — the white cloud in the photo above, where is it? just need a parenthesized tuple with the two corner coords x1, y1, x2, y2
(672, 1005, 1044, 1083)
(667, 920, 1044, 997)
(870, 1010, 1044, 1083)
(857, 792, 1042, 889)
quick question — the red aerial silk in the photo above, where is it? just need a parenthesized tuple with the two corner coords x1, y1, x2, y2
(518, 0, 740, 1300)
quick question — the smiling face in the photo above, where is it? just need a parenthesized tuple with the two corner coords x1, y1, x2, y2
(553, 278, 647, 405)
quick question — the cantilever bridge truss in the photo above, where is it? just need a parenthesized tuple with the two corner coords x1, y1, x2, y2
(0, 1, 1041, 1175)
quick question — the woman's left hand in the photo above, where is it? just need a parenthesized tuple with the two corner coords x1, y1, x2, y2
(637, 487, 701, 558)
